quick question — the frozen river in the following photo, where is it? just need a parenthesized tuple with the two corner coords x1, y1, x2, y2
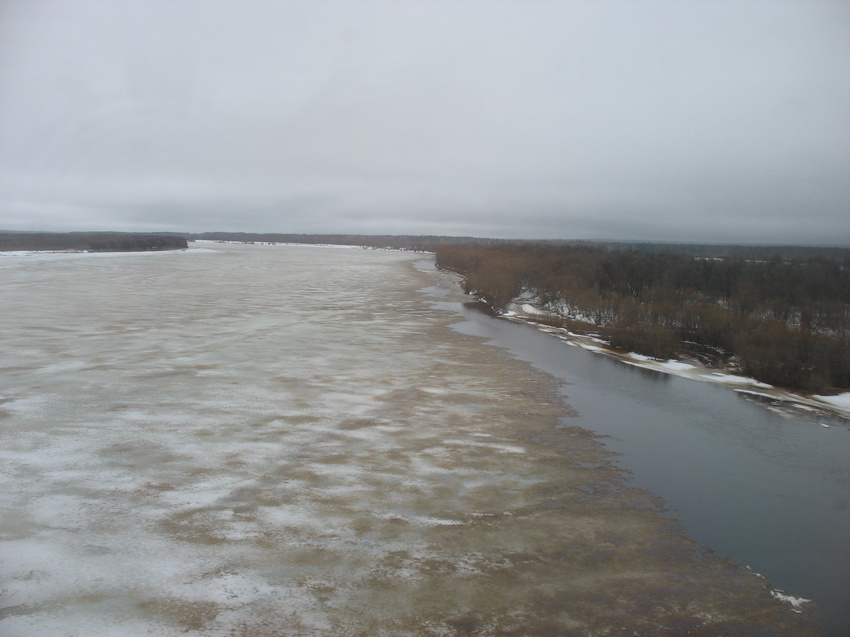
(0, 242, 831, 635)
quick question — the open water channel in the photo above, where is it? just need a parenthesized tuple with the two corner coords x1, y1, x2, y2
(0, 242, 845, 636)
(443, 287, 850, 637)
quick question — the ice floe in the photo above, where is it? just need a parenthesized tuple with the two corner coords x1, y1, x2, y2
(771, 590, 813, 613)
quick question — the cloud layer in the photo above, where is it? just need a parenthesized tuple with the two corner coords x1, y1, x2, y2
(1, 1, 848, 243)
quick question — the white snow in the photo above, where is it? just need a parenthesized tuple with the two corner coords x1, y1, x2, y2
(580, 344, 605, 353)
(502, 305, 850, 422)
(698, 372, 772, 388)
(770, 590, 812, 613)
(0, 247, 206, 262)
(521, 303, 547, 316)
(655, 360, 697, 372)
(734, 389, 778, 401)
(813, 392, 850, 412)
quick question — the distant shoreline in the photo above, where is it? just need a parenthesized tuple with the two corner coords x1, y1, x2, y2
(0, 231, 188, 252)
(7, 234, 847, 423)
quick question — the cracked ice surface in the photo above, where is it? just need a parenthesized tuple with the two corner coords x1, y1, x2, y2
(0, 243, 820, 636)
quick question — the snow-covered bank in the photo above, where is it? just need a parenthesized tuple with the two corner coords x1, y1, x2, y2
(0, 247, 209, 261)
(0, 249, 79, 257)
(189, 239, 424, 253)
(813, 392, 850, 414)
(501, 300, 850, 425)
(191, 239, 363, 249)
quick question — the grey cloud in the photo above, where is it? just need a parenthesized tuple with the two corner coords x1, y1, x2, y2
(1, 0, 849, 243)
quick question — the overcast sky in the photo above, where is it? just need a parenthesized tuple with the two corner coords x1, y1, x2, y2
(1, 1, 848, 243)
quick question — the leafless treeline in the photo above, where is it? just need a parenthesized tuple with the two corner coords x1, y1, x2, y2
(436, 243, 850, 392)
(0, 232, 187, 252)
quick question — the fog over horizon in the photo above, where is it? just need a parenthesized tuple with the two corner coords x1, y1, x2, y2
(1, 1, 848, 245)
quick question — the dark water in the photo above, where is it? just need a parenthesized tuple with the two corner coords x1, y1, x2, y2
(448, 300, 850, 637)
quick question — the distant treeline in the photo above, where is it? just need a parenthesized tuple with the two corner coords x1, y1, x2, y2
(186, 232, 505, 251)
(189, 232, 849, 262)
(594, 241, 850, 262)
(0, 232, 188, 252)
(435, 243, 850, 393)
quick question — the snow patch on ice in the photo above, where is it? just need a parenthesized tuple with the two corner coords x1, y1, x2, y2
(442, 438, 526, 454)
(770, 589, 812, 612)
(375, 512, 464, 527)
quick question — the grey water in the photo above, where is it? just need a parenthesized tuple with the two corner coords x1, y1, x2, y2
(449, 300, 850, 637)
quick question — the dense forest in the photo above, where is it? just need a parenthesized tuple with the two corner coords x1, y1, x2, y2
(188, 232, 850, 261)
(0, 232, 188, 252)
(435, 243, 850, 393)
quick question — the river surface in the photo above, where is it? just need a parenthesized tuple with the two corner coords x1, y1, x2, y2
(445, 296, 850, 637)
(0, 242, 841, 636)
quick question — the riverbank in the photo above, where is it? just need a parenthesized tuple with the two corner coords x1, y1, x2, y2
(499, 300, 850, 426)
(0, 231, 187, 252)
(448, 279, 850, 637)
